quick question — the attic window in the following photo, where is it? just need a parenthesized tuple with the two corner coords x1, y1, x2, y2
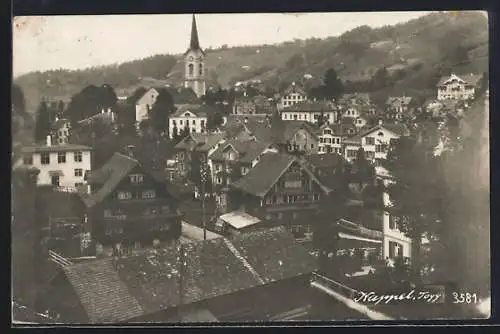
(130, 174, 144, 184)
(378, 132, 384, 136)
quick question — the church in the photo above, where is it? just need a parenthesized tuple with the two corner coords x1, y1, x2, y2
(184, 14, 206, 98)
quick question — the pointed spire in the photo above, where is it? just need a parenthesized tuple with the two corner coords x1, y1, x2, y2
(190, 14, 200, 51)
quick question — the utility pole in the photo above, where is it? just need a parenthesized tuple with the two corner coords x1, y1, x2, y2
(201, 162, 207, 241)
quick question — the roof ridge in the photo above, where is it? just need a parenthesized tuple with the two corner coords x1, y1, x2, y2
(114, 152, 140, 164)
(222, 238, 265, 285)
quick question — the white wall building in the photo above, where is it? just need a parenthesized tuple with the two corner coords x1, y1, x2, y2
(277, 82, 308, 110)
(19, 136, 92, 190)
(358, 122, 409, 166)
(135, 87, 160, 126)
(437, 73, 483, 101)
(168, 104, 208, 139)
(376, 166, 412, 262)
(317, 124, 343, 154)
(281, 101, 337, 124)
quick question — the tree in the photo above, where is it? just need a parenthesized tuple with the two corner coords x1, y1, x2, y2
(150, 91, 174, 134)
(171, 125, 180, 143)
(206, 112, 223, 131)
(323, 68, 344, 101)
(383, 136, 444, 282)
(371, 67, 391, 90)
(66, 84, 118, 125)
(56, 100, 65, 118)
(34, 99, 51, 143)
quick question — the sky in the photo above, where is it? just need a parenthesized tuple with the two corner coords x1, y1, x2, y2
(13, 12, 433, 77)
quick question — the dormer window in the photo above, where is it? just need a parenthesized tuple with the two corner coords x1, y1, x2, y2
(130, 174, 144, 184)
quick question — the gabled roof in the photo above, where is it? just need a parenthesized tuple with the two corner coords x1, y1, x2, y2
(283, 121, 318, 141)
(358, 123, 410, 138)
(282, 100, 335, 112)
(175, 132, 225, 152)
(386, 96, 413, 107)
(171, 104, 213, 118)
(282, 82, 307, 97)
(223, 115, 274, 143)
(51, 118, 70, 131)
(62, 227, 315, 323)
(338, 93, 371, 105)
(437, 73, 483, 87)
(80, 153, 140, 208)
(209, 139, 271, 164)
(230, 152, 331, 197)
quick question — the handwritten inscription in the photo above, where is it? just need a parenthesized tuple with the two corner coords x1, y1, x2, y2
(354, 289, 444, 305)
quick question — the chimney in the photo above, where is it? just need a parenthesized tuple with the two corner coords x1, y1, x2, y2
(101, 108, 105, 114)
(378, 119, 383, 126)
(244, 91, 247, 97)
(46, 135, 52, 146)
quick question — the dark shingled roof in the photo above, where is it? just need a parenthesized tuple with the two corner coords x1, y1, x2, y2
(282, 100, 335, 112)
(80, 153, 140, 208)
(230, 152, 331, 197)
(223, 115, 274, 143)
(21, 143, 92, 154)
(283, 121, 318, 141)
(386, 96, 413, 107)
(61, 227, 316, 323)
(338, 93, 371, 106)
(230, 226, 317, 284)
(305, 153, 345, 170)
(437, 73, 483, 87)
(175, 132, 225, 152)
(209, 139, 272, 164)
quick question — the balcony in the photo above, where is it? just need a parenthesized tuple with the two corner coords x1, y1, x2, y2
(265, 201, 320, 212)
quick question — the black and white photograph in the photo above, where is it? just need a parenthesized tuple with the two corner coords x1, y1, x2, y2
(11, 11, 490, 324)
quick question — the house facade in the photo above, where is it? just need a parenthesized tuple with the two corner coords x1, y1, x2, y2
(51, 118, 71, 145)
(169, 104, 210, 139)
(135, 88, 161, 126)
(277, 82, 308, 110)
(19, 137, 92, 190)
(436, 73, 483, 101)
(385, 96, 415, 120)
(282, 121, 319, 155)
(375, 166, 412, 262)
(232, 95, 275, 115)
(80, 153, 182, 253)
(281, 101, 337, 125)
(358, 123, 410, 166)
(224, 153, 331, 240)
(317, 124, 343, 154)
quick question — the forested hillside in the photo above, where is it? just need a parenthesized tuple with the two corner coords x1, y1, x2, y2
(14, 11, 488, 113)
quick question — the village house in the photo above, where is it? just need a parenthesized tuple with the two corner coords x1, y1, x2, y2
(316, 123, 343, 154)
(385, 95, 416, 120)
(223, 152, 331, 241)
(209, 139, 277, 192)
(277, 82, 308, 110)
(281, 100, 337, 125)
(338, 93, 371, 106)
(79, 152, 183, 255)
(303, 153, 349, 190)
(44, 227, 316, 323)
(423, 98, 467, 119)
(50, 118, 71, 145)
(281, 121, 319, 155)
(223, 114, 275, 143)
(134, 87, 165, 126)
(436, 73, 484, 101)
(359, 122, 410, 166)
(169, 104, 215, 139)
(174, 132, 226, 180)
(232, 94, 276, 115)
(18, 136, 92, 190)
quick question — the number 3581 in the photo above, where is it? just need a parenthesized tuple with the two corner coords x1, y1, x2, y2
(452, 292, 478, 304)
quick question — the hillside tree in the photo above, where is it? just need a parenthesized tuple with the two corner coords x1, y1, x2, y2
(323, 68, 344, 101)
(34, 99, 51, 143)
(149, 91, 174, 135)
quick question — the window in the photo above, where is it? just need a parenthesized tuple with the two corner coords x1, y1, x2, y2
(241, 166, 249, 175)
(201, 120, 205, 128)
(104, 209, 113, 218)
(51, 175, 60, 186)
(142, 190, 156, 199)
(199, 64, 203, 76)
(375, 145, 385, 153)
(313, 193, 320, 201)
(310, 144, 314, 149)
(57, 152, 66, 163)
(188, 63, 194, 76)
(284, 180, 302, 188)
(216, 176, 222, 184)
(389, 241, 402, 258)
(40, 153, 50, 165)
(347, 150, 357, 158)
(129, 174, 144, 184)
(23, 155, 33, 165)
(74, 168, 83, 177)
(378, 132, 384, 137)
(365, 137, 375, 145)
(118, 191, 132, 200)
(75, 182, 83, 188)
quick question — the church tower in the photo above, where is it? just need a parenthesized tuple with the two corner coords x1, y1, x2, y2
(184, 14, 206, 98)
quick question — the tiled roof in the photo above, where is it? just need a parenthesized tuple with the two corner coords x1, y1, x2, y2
(437, 73, 483, 87)
(230, 226, 317, 283)
(80, 153, 139, 208)
(305, 153, 345, 170)
(171, 104, 215, 118)
(230, 152, 330, 197)
(282, 100, 335, 112)
(61, 227, 315, 323)
(175, 132, 225, 152)
(223, 115, 274, 143)
(358, 123, 410, 138)
(343, 135, 362, 145)
(210, 139, 271, 164)
(21, 144, 92, 154)
(282, 83, 307, 96)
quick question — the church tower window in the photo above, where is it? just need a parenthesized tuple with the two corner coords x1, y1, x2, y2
(188, 63, 194, 76)
(199, 64, 203, 76)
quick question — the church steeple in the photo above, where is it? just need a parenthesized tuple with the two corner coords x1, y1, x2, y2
(190, 14, 201, 51)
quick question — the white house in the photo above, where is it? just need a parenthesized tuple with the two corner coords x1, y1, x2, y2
(18, 136, 92, 191)
(436, 73, 483, 101)
(135, 87, 161, 126)
(277, 82, 308, 110)
(281, 101, 337, 125)
(317, 124, 343, 154)
(376, 166, 412, 262)
(168, 104, 211, 139)
(343, 136, 362, 163)
(358, 122, 410, 166)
